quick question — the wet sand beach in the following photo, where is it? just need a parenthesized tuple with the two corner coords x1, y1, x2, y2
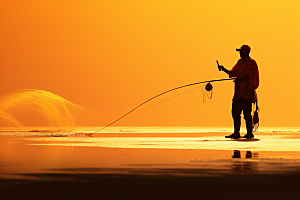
(1, 127, 300, 200)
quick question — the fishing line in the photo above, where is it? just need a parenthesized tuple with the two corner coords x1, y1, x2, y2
(138, 84, 203, 110)
(91, 78, 235, 134)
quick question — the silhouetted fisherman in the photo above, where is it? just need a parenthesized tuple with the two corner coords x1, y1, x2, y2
(219, 45, 259, 138)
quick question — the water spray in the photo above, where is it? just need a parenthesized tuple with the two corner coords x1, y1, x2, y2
(0, 89, 83, 128)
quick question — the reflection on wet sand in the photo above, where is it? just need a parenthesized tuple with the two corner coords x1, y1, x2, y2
(232, 150, 259, 172)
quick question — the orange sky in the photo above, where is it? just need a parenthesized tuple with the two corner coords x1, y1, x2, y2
(0, 0, 299, 127)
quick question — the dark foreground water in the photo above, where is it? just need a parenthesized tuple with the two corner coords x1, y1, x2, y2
(0, 127, 300, 200)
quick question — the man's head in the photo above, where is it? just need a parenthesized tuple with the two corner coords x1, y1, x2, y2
(236, 45, 250, 59)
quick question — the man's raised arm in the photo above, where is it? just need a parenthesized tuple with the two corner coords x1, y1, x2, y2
(219, 65, 235, 77)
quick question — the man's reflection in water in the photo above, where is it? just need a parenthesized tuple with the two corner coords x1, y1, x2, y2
(232, 150, 241, 158)
(232, 150, 259, 172)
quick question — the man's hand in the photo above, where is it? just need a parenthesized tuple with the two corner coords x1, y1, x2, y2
(218, 65, 225, 71)
(219, 65, 231, 74)
(234, 75, 248, 83)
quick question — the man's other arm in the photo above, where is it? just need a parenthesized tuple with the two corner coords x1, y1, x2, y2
(219, 65, 236, 77)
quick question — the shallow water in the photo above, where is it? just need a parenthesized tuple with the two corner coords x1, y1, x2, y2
(1, 126, 300, 151)
(21, 134, 299, 151)
(0, 127, 300, 179)
(1, 126, 300, 135)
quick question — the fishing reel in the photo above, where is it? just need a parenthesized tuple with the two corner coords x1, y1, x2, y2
(205, 82, 213, 91)
(202, 82, 213, 103)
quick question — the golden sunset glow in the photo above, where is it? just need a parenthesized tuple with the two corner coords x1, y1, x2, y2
(1, 2, 300, 199)
(1, 0, 299, 127)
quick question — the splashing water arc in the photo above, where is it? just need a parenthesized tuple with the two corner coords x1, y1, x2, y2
(0, 89, 83, 127)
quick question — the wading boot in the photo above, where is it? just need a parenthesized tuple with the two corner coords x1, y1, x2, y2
(226, 119, 241, 138)
(241, 133, 254, 138)
(242, 121, 254, 138)
(225, 132, 241, 139)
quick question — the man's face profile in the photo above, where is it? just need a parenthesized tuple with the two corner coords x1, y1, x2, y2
(239, 49, 250, 59)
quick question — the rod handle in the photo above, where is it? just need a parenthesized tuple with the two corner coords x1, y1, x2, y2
(216, 60, 221, 71)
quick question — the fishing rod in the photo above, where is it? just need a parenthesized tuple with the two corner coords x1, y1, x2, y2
(90, 76, 235, 134)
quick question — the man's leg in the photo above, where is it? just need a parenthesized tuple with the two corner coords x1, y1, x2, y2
(225, 99, 242, 138)
(241, 99, 254, 138)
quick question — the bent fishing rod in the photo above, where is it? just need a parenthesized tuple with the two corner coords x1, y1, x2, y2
(90, 76, 235, 134)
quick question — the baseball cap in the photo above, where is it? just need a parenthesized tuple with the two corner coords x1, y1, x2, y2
(236, 45, 251, 52)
